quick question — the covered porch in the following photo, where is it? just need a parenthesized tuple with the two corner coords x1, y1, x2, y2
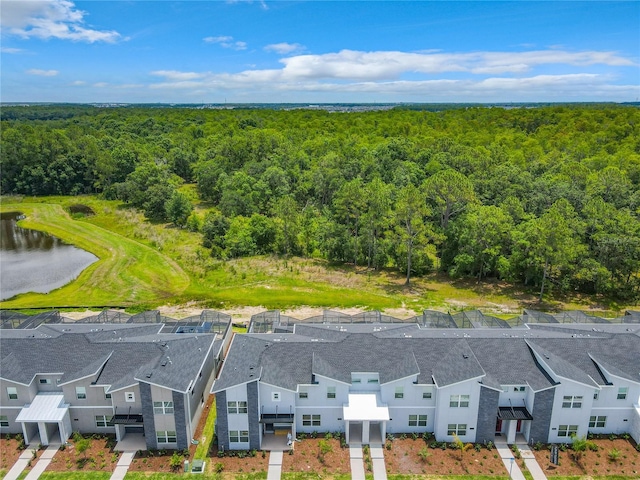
(260, 412, 295, 451)
(495, 406, 533, 444)
(108, 409, 145, 448)
(15, 393, 71, 446)
(343, 393, 389, 446)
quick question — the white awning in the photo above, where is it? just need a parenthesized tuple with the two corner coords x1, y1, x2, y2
(16, 394, 68, 423)
(343, 393, 390, 421)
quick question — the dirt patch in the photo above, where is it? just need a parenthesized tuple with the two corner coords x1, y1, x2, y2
(532, 436, 639, 477)
(282, 437, 350, 476)
(46, 434, 120, 472)
(384, 436, 507, 476)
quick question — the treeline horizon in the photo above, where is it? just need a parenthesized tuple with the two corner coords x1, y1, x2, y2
(1, 104, 639, 301)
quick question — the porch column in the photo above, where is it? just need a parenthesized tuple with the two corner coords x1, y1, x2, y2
(345, 420, 350, 444)
(22, 423, 30, 445)
(362, 421, 370, 445)
(381, 421, 387, 443)
(506, 420, 517, 444)
(38, 422, 48, 445)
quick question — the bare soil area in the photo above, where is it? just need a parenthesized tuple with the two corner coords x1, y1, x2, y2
(282, 437, 350, 476)
(384, 437, 507, 476)
(46, 434, 121, 472)
(532, 436, 639, 477)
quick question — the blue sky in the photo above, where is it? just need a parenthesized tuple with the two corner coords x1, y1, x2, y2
(1, 1, 639, 103)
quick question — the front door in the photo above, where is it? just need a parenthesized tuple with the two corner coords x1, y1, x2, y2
(495, 418, 502, 433)
(516, 420, 522, 433)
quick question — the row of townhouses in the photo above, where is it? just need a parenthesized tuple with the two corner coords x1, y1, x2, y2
(212, 319, 640, 451)
(0, 311, 232, 450)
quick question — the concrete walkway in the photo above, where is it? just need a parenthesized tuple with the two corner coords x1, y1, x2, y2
(370, 445, 387, 480)
(3, 448, 35, 480)
(109, 451, 136, 480)
(495, 441, 527, 480)
(267, 450, 283, 480)
(517, 443, 549, 480)
(349, 445, 366, 480)
(24, 445, 59, 480)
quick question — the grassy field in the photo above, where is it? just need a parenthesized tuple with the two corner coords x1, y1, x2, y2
(1, 196, 634, 316)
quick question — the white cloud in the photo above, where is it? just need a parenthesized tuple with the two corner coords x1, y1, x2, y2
(264, 42, 304, 55)
(203, 35, 247, 50)
(151, 70, 206, 81)
(1, 47, 25, 54)
(70, 80, 85, 85)
(26, 68, 58, 76)
(1, 0, 122, 43)
(93, 82, 108, 87)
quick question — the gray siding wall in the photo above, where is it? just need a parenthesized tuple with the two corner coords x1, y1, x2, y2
(247, 381, 260, 450)
(139, 382, 157, 450)
(173, 391, 188, 450)
(476, 386, 500, 444)
(531, 388, 555, 444)
(215, 390, 229, 451)
(189, 348, 216, 429)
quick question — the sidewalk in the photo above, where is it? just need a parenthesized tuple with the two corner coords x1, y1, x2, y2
(267, 450, 283, 480)
(349, 445, 366, 480)
(109, 451, 136, 480)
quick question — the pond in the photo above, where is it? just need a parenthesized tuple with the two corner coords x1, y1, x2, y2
(0, 211, 98, 301)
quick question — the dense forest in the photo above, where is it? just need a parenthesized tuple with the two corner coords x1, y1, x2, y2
(2, 104, 639, 301)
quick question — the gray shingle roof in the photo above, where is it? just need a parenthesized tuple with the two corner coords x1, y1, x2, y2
(213, 323, 640, 393)
(0, 323, 217, 393)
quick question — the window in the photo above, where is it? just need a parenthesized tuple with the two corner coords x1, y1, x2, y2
(156, 431, 177, 444)
(408, 414, 427, 427)
(447, 424, 467, 436)
(327, 387, 336, 399)
(302, 414, 321, 426)
(76, 387, 87, 400)
(562, 395, 583, 408)
(0, 415, 9, 427)
(95, 415, 112, 428)
(227, 401, 247, 414)
(617, 387, 628, 400)
(153, 401, 175, 414)
(589, 416, 606, 428)
(299, 392, 308, 399)
(449, 394, 469, 408)
(125, 392, 135, 402)
(395, 387, 404, 399)
(593, 391, 599, 400)
(272, 392, 280, 402)
(39, 378, 51, 385)
(423, 391, 432, 399)
(229, 430, 249, 443)
(367, 379, 379, 384)
(558, 425, 578, 437)
(514, 386, 525, 392)
(104, 388, 111, 399)
(352, 378, 361, 384)
(7, 387, 17, 400)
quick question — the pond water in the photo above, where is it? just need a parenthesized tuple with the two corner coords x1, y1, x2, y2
(0, 211, 98, 301)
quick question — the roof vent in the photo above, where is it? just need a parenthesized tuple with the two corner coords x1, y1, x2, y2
(146, 373, 152, 378)
(463, 354, 469, 359)
(161, 360, 167, 367)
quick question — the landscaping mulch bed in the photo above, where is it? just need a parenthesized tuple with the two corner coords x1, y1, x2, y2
(46, 434, 121, 472)
(282, 437, 350, 476)
(206, 440, 269, 476)
(384, 436, 507, 476)
(0, 436, 28, 472)
(532, 436, 640, 477)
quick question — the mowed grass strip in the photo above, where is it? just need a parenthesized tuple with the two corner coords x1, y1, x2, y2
(0, 202, 189, 308)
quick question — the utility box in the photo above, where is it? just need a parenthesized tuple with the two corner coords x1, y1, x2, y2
(184, 460, 189, 472)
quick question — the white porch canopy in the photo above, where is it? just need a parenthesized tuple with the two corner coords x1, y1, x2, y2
(343, 393, 390, 421)
(16, 393, 71, 445)
(16, 394, 68, 423)
(343, 393, 389, 445)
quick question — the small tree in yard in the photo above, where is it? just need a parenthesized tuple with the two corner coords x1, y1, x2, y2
(318, 439, 333, 463)
(418, 446, 431, 462)
(452, 433, 465, 460)
(75, 437, 91, 467)
(571, 435, 588, 463)
(170, 451, 183, 471)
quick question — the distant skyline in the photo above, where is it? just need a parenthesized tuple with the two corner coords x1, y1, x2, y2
(1, 1, 639, 103)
